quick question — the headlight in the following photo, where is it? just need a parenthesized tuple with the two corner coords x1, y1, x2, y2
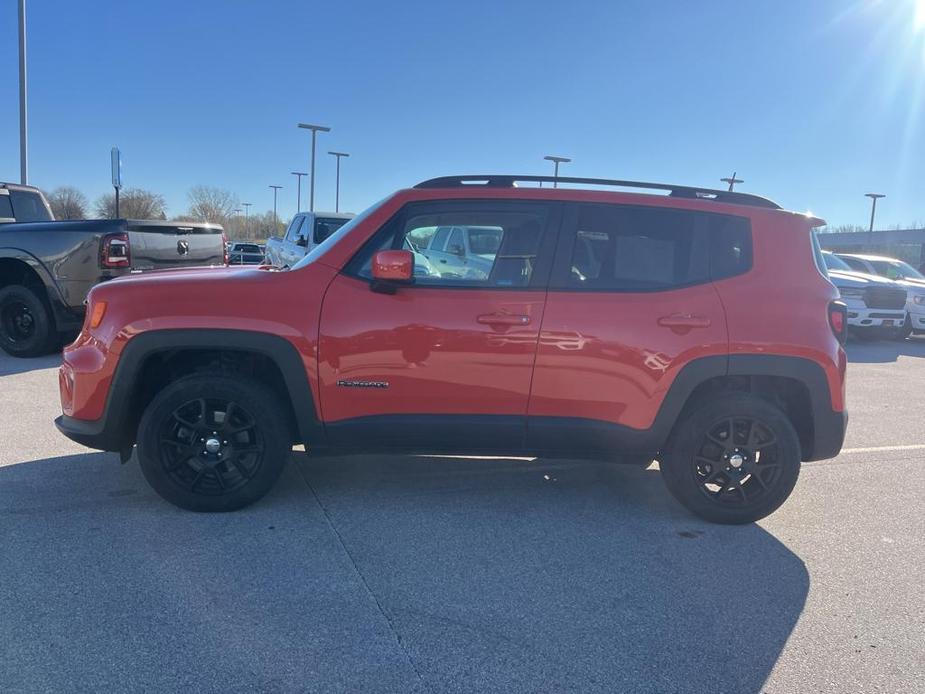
(839, 288, 865, 299)
(913, 295, 925, 305)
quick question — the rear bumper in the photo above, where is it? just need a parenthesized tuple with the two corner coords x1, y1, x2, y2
(807, 408, 848, 462)
(55, 414, 122, 452)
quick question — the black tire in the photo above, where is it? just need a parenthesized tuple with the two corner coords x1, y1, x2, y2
(0, 284, 58, 358)
(136, 374, 290, 512)
(660, 394, 801, 524)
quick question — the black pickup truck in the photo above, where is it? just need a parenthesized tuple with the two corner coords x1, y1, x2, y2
(0, 182, 227, 357)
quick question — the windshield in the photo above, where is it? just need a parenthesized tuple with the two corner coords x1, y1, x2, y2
(823, 252, 852, 272)
(870, 258, 925, 281)
(291, 197, 392, 271)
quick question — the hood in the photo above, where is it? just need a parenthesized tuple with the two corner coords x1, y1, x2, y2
(893, 276, 925, 293)
(827, 269, 901, 289)
(109, 265, 262, 286)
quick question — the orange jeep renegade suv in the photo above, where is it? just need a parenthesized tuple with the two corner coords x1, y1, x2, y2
(56, 175, 848, 523)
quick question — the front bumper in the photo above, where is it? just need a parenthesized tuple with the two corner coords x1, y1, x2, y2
(55, 415, 123, 452)
(845, 306, 905, 328)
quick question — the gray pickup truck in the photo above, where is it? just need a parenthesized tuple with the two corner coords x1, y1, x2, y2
(0, 182, 226, 357)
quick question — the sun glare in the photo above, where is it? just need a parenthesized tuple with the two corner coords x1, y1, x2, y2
(916, 0, 925, 32)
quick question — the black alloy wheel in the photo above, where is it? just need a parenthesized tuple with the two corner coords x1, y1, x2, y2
(660, 393, 801, 524)
(137, 374, 289, 511)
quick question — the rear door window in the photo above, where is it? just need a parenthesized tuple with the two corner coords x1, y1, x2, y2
(9, 190, 51, 222)
(314, 217, 350, 244)
(554, 204, 751, 290)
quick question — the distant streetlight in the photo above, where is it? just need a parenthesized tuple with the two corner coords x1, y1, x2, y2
(242, 202, 252, 231)
(290, 171, 307, 212)
(18, 0, 28, 184)
(297, 123, 331, 212)
(328, 151, 349, 213)
(544, 155, 571, 188)
(721, 171, 744, 191)
(865, 193, 885, 239)
(269, 185, 282, 228)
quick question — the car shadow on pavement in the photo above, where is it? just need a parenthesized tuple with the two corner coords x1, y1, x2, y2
(1, 451, 808, 694)
(296, 454, 810, 694)
(845, 335, 925, 363)
(0, 352, 61, 377)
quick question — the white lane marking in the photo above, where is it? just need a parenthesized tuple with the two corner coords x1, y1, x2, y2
(839, 444, 925, 454)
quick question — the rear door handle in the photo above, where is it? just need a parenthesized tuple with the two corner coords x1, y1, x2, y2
(657, 314, 711, 328)
(477, 313, 531, 326)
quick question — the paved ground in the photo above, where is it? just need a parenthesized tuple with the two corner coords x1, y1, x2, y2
(1, 342, 923, 693)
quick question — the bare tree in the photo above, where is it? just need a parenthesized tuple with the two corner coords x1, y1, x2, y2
(47, 186, 89, 219)
(187, 185, 238, 223)
(95, 188, 167, 219)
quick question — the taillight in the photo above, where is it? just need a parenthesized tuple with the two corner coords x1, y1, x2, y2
(221, 230, 229, 265)
(829, 300, 848, 344)
(100, 232, 131, 268)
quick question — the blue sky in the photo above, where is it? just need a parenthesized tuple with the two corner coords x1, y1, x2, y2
(1, 0, 924, 227)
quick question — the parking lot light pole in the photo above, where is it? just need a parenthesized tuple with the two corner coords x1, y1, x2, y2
(290, 171, 307, 212)
(721, 172, 744, 191)
(242, 203, 251, 234)
(544, 155, 571, 188)
(297, 123, 331, 212)
(328, 151, 349, 213)
(269, 185, 282, 229)
(865, 193, 885, 241)
(18, 0, 28, 184)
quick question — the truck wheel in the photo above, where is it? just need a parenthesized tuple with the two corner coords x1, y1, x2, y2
(893, 314, 913, 341)
(0, 284, 57, 358)
(137, 374, 290, 512)
(660, 394, 801, 524)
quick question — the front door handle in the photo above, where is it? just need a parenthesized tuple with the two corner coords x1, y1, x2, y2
(657, 314, 711, 329)
(477, 313, 531, 326)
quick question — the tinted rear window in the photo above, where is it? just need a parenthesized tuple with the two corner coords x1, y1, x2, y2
(9, 190, 52, 222)
(564, 204, 751, 291)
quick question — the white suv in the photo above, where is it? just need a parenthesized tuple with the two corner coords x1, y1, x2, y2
(837, 253, 925, 339)
(821, 252, 907, 339)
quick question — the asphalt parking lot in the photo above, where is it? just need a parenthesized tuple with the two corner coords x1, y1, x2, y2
(1, 342, 923, 693)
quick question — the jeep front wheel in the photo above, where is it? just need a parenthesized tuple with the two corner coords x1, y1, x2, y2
(136, 374, 289, 512)
(660, 394, 801, 524)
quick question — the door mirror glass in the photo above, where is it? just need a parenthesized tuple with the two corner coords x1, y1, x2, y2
(372, 250, 414, 282)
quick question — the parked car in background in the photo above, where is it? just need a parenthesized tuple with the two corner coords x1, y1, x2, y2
(228, 242, 265, 265)
(821, 251, 907, 339)
(57, 173, 848, 525)
(264, 211, 353, 267)
(836, 253, 925, 338)
(409, 225, 501, 280)
(1, 183, 227, 357)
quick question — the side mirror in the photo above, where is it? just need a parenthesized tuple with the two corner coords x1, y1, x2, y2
(371, 250, 414, 293)
(296, 234, 309, 248)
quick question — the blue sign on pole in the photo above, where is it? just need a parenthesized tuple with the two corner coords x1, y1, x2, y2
(111, 147, 122, 189)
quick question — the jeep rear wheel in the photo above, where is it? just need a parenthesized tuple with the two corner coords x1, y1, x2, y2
(0, 284, 57, 358)
(660, 394, 801, 524)
(137, 374, 289, 512)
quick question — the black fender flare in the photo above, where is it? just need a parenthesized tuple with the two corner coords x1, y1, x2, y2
(57, 329, 322, 452)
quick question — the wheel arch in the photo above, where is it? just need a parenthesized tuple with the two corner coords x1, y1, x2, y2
(657, 354, 843, 462)
(106, 329, 321, 452)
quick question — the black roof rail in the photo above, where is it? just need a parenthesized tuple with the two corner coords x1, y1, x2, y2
(413, 175, 781, 210)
